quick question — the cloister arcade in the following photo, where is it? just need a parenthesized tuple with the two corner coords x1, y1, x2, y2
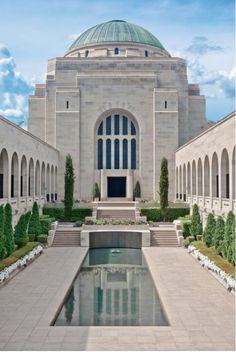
(175, 112, 235, 222)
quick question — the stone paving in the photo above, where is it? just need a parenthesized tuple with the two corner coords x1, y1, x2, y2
(0, 246, 234, 351)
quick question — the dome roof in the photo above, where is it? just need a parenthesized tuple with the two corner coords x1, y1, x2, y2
(69, 20, 165, 51)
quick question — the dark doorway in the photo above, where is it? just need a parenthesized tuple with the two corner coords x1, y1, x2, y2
(107, 177, 126, 197)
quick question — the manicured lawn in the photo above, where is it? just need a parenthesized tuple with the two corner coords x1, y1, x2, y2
(0, 242, 39, 271)
(192, 240, 235, 278)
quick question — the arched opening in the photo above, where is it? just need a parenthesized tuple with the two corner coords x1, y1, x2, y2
(197, 158, 203, 196)
(232, 147, 235, 200)
(179, 165, 182, 199)
(0, 149, 9, 198)
(221, 148, 229, 199)
(51, 165, 55, 201)
(175, 166, 178, 199)
(46, 164, 50, 202)
(204, 156, 210, 197)
(187, 162, 191, 196)
(183, 164, 186, 201)
(41, 162, 46, 197)
(192, 160, 196, 196)
(212, 153, 219, 197)
(55, 166, 58, 201)
(28, 158, 34, 196)
(35, 160, 40, 196)
(20, 155, 27, 197)
(11, 152, 19, 197)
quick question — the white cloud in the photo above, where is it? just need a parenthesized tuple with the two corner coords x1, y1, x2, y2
(0, 44, 33, 127)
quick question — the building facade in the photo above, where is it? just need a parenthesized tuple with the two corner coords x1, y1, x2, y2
(175, 111, 235, 224)
(28, 20, 210, 202)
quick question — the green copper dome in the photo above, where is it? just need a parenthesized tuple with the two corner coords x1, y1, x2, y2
(69, 20, 165, 50)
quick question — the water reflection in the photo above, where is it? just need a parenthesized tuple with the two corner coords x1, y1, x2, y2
(55, 248, 168, 326)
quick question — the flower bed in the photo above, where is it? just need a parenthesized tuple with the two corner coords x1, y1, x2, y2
(0, 245, 43, 285)
(187, 245, 235, 294)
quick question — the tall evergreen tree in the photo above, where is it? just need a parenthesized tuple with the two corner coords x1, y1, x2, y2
(0, 205, 6, 259)
(213, 216, 225, 255)
(223, 211, 235, 262)
(14, 214, 28, 247)
(230, 215, 235, 265)
(64, 154, 75, 219)
(65, 287, 75, 324)
(28, 202, 41, 236)
(190, 204, 202, 239)
(4, 203, 14, 256)
(203, 213, 216, 247)
(159, 157, 169, 219)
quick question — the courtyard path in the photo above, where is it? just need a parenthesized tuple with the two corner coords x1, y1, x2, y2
(0, 246, 234, 351)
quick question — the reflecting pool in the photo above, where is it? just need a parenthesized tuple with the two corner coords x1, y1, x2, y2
(54, 248, 169, 326)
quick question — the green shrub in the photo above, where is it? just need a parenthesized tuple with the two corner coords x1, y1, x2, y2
(196, 235, 203, 241)
(231, 216, 235, 265)
(4, 203, 15, 257)
(28, 234, 36, 241)
(43, 207, 92, 221)
(37, 234, 48, 244)
(93, 183, 100, 200)
(0, 205, 6, 260)
(28, 202, 42, 236)
(40, 217, 55, 233)
(159, 157, 169, 218)
(182, 222, 190, 239)
(190, 204, 202, 239)
(183, 238, 190, 248)
(223, 211, 235, 263)
(203, 213, 216, 247)
(140, 208, 190, 222)
(24, 211, 32, 231)
(214, 216, 225, 255)
(14, 214, 28, 248)
(74, 220, 84, 227)
(134, 181, 141, 199)
(188, 236, 195, 243)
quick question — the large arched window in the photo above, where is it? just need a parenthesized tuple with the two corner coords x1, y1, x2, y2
(96, 113, 138, 170)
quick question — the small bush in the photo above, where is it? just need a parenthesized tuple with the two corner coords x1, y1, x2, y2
(4, 203, 14, 257)
(183, 238, 190, 248)
(214, 216, 225, 255)
(14, 214, 28, 248)
(134, 181, 141, 199)
(190, 204, 202, 239)
(182, 222, 190, 239)
(43, 207, 92, 221)
(74, 220, 84, 227)
(140, 208, 190, 222)
(0, 205, 6, 260)
(93, 183, 100, 200)
(188, 236, 195, 243)
(223, 211, 235, 262)
(37, 234, 48, 244)
(40, 217, 55, 233)
(28, 234, 35, 241)
(196, 235, 203, 241)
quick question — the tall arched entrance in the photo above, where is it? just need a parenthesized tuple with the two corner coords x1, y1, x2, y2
(95, 110, 139, 199)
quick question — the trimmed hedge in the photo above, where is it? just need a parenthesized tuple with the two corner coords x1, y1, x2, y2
(43, 208, 92, 221)
(140, 208, 190, 222)
(0, 242, 39, 271)
(37, 234, 48, 244)
(40, 217, 56, 233)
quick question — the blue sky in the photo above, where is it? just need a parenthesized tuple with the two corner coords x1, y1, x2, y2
(0, 0, 234, 126)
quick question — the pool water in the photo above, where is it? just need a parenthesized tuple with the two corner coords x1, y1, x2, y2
(54, 248, 169, 326)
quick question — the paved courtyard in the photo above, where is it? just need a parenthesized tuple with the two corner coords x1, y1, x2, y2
(0, 246, 234, 351)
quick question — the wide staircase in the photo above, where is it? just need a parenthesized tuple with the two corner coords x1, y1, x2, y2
(96, 201, 136, 220)
(52, 223, 81, 247)
(150, 224, 179, 247)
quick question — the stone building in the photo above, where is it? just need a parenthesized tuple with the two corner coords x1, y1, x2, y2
(28, 20, 210, 202)
(0, 19, 234, 222)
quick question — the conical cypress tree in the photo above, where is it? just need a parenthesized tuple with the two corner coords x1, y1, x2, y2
(190, 204, 202, 239)
(223, 211, 235, 262)
(14, 214, 28, 247)
(203, 213, 215, 247)
(134, 181, 141, 199)
(28, 202, 41, 236)
(64, 154, 74, 219)
(230, 216, 235, 265)
(0, 205, 6, 259)
(213, 216, 225, 255)
(159, 157, 169, 219)
(4, 203, 15, 256)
